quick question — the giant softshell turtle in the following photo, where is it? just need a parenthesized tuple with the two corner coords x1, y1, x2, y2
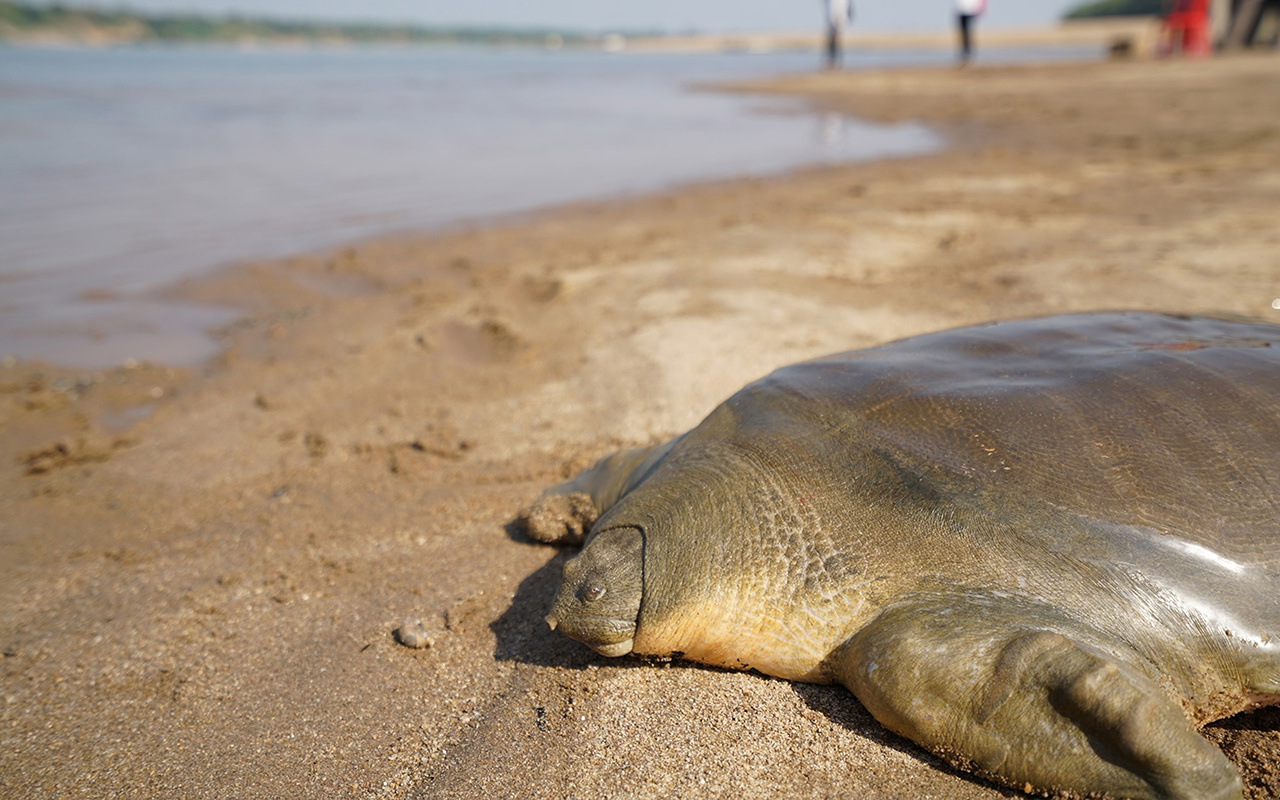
(524, 312, 1280, 800)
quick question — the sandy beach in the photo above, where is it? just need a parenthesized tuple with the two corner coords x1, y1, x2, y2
(2, 51, 1279, 800)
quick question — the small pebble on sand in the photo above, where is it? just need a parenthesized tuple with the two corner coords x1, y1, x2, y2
(395, 617, 434, 649)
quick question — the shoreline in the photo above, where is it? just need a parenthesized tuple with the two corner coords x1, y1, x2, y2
(2, 52, 1279, 799)
(0, 44, 943, 371)
(0, 38, 1127, 374)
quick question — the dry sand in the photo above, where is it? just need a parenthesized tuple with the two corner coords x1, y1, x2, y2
(2, 53, 1279, 800)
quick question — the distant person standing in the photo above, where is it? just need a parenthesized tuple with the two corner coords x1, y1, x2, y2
(955, 0, 987, 65)
(824, 0, 854, 70)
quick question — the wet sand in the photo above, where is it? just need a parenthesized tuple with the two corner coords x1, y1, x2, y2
(2, 53, 1279, 799)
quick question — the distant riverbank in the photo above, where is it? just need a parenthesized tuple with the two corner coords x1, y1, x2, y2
(0, 2, 1158, 56)
(626, 18, 1162, 56)
(0, 2, 614, 48)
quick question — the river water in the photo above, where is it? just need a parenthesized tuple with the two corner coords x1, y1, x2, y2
(0, 43, 1088, 367)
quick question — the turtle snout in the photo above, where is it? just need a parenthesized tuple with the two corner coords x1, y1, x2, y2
(546, 526, 643, 657)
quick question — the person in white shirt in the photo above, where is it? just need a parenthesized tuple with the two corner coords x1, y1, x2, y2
(824, 0, 854, 69)
(955, 0, 987, 64)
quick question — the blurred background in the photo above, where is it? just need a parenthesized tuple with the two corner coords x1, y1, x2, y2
(1, 0, 1274, 366)
(3, 0, 1086, 33)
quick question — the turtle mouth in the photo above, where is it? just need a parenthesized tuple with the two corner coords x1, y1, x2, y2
(591, 637, 634, 657)
(545, 613, 637, 656)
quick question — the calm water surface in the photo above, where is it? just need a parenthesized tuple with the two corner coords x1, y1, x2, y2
(0, 44, 1086, 366)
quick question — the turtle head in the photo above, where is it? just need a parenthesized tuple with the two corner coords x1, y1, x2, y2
(545, 526, 643, 657)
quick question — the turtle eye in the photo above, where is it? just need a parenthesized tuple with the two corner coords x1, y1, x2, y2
(578, 583, 606, 602)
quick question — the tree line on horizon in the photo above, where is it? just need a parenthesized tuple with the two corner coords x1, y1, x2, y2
(0, 2, 609, 44)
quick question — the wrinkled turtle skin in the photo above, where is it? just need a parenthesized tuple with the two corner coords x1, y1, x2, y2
(525, 312, 1280, 800)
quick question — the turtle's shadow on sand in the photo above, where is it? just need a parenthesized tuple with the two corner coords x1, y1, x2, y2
(792, 683, 1023, 797)
(1206, 705, 1280, 732)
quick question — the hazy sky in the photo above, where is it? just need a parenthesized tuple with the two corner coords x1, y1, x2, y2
(61, 1, 1086, 33)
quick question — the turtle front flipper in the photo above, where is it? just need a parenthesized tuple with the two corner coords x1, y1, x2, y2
(829, 597, 1242, 800)
(520, 439, 678, 545)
